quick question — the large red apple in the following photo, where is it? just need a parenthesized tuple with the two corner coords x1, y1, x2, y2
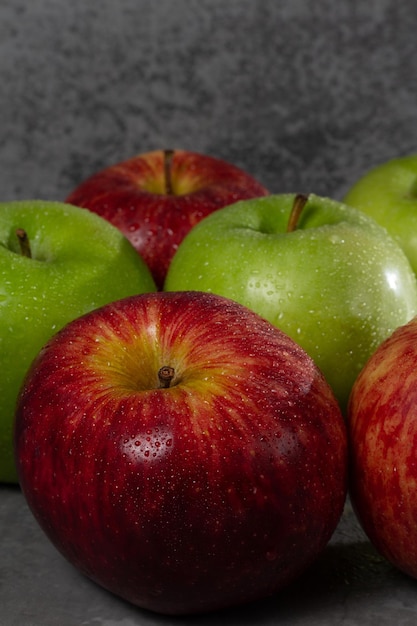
(65, 150, 269, 289)
(15, 291, 347, 615)
(349, 316, 417, 578)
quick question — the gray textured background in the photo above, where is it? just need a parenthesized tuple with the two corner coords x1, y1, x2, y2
(2, 1, 417, 625)
(1, 0, 416, 203)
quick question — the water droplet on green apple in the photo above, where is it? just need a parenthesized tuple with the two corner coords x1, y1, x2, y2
(329, 234, 345, 244)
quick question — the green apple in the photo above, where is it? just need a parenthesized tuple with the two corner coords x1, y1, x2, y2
(164, 193, 417, 413)
(343, 154, 417, 275)
(0, 200, 156, 483)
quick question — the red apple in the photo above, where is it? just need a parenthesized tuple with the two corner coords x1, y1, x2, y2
(65, 150, 269, 289)
(349, 316, 417, 578)
(15, 291, 347, 615)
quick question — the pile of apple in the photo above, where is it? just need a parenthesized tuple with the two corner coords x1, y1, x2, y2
(3, 149, 417, 615)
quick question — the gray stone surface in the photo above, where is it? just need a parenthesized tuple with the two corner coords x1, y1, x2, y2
(2, 0, 417, 624)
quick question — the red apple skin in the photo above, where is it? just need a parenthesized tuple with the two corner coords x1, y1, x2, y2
(349, 317, 417, 578)
(15, 291, 347, 615)
(65, 150, 269, 289)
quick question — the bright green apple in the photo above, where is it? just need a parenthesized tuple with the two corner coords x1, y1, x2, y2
(344, 154, 417, 275)
(164, 193, 417, 413)
(0, 200, 156, 483)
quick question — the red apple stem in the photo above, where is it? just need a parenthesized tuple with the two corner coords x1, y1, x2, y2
(163, 149, 175, 195)
(286, 193, 309, 233)
(16, 228, 32, 258)
(158, 366, 175, 389)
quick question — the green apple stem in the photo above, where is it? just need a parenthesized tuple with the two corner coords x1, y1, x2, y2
(158, 366, 175, 389)
(16, 228, 32, 258)
(164, 149, 175, 195)
(286, 194, 309, 233)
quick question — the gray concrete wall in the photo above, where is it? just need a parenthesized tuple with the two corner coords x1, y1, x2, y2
(1, 0, 415, 203)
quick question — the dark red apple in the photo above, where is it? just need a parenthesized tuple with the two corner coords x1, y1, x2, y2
(15, 291, 347, 615)
(65, 150, 269, 289)
(349, 316, 417, 579)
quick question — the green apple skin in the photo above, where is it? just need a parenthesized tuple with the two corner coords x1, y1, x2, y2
(0, 200, 156, 483)
(344, 154, 417, 275)
(164, 193, 417, 413)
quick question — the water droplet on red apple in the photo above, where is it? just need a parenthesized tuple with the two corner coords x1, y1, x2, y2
(121, 427, 173, 463)
(150, 584, 163, 597)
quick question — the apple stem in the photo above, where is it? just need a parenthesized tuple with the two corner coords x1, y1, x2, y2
(286, 193, 309, 233)
(16, 228, 32, 258)
(158, 366, 175, 389)
(163, 149, 175, 195)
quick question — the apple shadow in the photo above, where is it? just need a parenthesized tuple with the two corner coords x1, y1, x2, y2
(141, 497, 417, 625)
(163, 539, 413, 626)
